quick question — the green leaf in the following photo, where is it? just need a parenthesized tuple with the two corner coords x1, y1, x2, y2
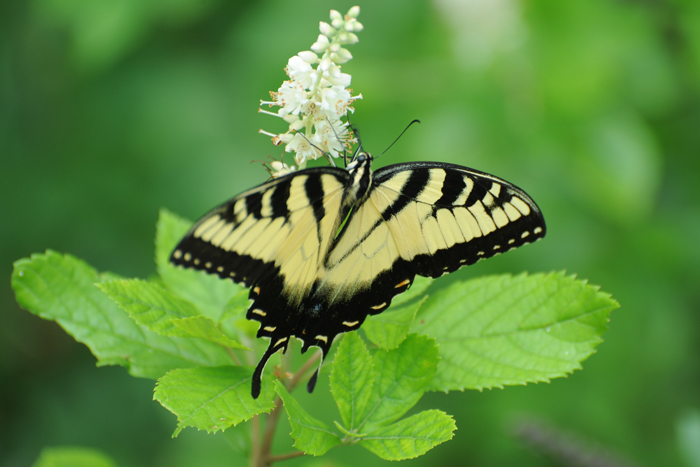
(154, 366, 275, 436)
(274, 381, 341, 456)
(12, 251, 232, 379)
(412, 272, 619, 392)
(358, 410, 456, 461)
(171, 316, 249, 349)
(221, 288, 252, 322)
(330, 332, 375, 430)
(219, 288, 256, 339)
(32, 447, 118, 467)
(156, 209, 243, 321)
(363, 296, 428, 350)
(358, 334, 438, 430)
(97, 279, 199, 337)
(329, 334, 452, 461)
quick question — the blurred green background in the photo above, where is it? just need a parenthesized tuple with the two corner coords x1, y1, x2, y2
(2, 0, 700, 466)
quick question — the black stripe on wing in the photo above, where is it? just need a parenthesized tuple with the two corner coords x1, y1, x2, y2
(299, 161, 546, 351)
(373, 162, 546, 278)
(169, 168, 350, 289)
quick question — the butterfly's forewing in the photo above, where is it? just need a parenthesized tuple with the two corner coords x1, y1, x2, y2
(370, 162, 546, 277)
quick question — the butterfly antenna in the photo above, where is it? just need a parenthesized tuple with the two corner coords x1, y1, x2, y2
(378, 119, 421, 159)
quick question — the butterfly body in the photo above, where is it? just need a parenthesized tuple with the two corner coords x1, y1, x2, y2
(171, 152, 546, 398)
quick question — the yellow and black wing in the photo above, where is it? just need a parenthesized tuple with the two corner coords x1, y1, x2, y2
(171, 159, 545, 398)
(171, 167, 349, 296)
(303, 161, 546, 356)
(171, 167, 354, 396)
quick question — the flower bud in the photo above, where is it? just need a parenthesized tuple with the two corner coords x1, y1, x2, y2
(329, 10, 342, 21)
(318, 57, 332, 72)
(311, 34, 329, 53)
(297, 51, 318, 63)
(333, 48, 353, 64)
(346, 19, 363, 32)
(319, 21, 335, 37)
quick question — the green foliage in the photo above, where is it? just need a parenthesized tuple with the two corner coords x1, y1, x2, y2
(97, 279, 201, 337)
(32, 447, 118, 467)
(11, 250, 232, 379)
(275, 382, 341, 456)
(170, 316, 250, 349)
(97, 278, 248, 348)
(154, 366, 275, 436)
(11, 211, 616, 462)
(413, 272, 619, 391)
(359, 334, 438, 429)
(330, 332, 375, 430)
(357, 410, 456, 461)
(279, 333, 456, 460)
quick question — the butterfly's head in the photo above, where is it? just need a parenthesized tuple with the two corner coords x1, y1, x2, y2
(346, 151, 373, 172)
(345, 151, 374, 204)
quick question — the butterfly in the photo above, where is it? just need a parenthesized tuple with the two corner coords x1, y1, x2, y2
(170, 149, 546, 398)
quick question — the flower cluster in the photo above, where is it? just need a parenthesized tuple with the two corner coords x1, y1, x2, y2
(259, 6, 363, 176)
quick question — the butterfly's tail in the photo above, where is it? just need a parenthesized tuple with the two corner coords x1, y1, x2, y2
(251, 338, 288, 399)
(306, 351, 327, 393)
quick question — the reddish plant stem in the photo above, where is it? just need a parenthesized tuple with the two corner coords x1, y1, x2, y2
(251, 414, 261, 467)
(258, 397, 283, 465)
(267, 451, 306, 463)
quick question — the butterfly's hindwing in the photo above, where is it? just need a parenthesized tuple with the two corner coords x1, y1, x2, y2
(171, 167, 350, 315)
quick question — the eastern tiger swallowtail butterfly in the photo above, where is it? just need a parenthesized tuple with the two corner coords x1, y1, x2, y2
(170, 150, 546, 398)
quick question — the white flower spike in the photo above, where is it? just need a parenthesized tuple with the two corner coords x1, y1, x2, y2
(259, 6, 362, 176)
